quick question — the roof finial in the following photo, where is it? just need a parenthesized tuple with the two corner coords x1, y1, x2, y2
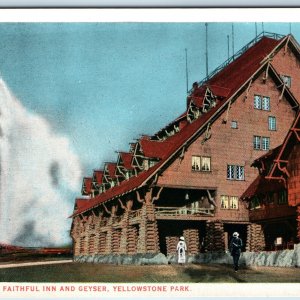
(205, 23, 209, 77)
(185, 48, 189, 94)
(232, 23, 235, 59)
(227, 35, 230, 59)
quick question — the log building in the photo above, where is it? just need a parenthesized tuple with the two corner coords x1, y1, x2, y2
(70, 33, 300, 258)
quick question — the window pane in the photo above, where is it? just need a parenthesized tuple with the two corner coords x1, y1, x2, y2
(262, 137, 270, 151)
(236, 166, 244, 180)
(268, 116, 276, 131)
(221, 195, 229, 209)
(227, 165, 235, 179)
(201, 157, 211, 171)
(254, 95, 262, 109)
(231, 121, 238, 129)
(253, 136, 261, 150)
(192, 156, 201, 171)
(229, 196, 239, 209)
(262, 96, 270, 111)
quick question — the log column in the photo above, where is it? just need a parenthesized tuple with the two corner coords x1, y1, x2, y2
(71, 216, 81, 256)
(297, 206, 300, 242)
(204, 221, 225, 252)
(183, 229, 200, 255)
(137, 202, 160, 253)
(119, 200, 133, 254)
(246, 223, 265, 252)
(93, 213, 102, 255)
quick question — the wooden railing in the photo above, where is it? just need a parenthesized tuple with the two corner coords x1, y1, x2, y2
(155, 206, 214, 217)
(129, 209, 142, 222)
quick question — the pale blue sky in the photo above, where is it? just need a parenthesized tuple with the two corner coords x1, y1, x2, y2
(0, 22, 296, 175)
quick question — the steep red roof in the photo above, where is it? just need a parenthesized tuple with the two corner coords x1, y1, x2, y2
(241, 175, 285, 200)
(106, 163, 117, 179)
(119, 152, 134, 170)
(73, 162, 164, 216)
(73, 35, 291, 217)
(93, 170, 104, 184)
(139, 136, 176, 159)
(75, 198, 89, 210)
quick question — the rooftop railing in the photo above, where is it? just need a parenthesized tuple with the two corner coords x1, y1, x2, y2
(189, 32, 286, 93)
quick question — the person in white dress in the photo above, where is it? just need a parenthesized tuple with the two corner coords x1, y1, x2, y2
(177, 236, 187, 264)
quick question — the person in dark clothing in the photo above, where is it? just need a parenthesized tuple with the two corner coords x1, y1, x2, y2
(229, 232, 243, 272)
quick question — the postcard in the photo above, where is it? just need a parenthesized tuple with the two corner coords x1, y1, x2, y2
(0, 8, 299, 299)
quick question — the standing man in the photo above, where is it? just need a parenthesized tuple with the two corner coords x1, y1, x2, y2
(229, 232, 243, 272)
(177, 236, 187, 265)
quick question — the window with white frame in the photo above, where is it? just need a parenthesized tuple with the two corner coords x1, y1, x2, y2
(220, 195, 229, 209)
(262, 96, 270, 111)
(227, 165, 244, 180)
(254, 95, 262, 109)
(254, 95, 270, 111)
(262, 137, 270, 150)
(281, 75, 291, 88)
(192, 156, 211, 172)
(231, 120, 238, 129)
(253, 136, 261, 150)
(221, 195, 239, 209)
(268, 116, 276, 131)
(229, 196, 239, 209)
(253, 136, 270, 151)
(236, 166, 245, 180)
(227, 165, 235, 180)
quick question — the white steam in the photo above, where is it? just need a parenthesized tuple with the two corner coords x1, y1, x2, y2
(0, 78, 82, 247)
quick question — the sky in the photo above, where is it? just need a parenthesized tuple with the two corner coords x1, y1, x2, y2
(0, 21, 297, 180)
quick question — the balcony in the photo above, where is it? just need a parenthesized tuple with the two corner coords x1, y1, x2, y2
(155, 206, 215, 220)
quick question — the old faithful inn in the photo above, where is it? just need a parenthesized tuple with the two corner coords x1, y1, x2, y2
(70, 33, 300, 259)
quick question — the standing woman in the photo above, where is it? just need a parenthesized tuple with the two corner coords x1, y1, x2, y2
(229, 232, 243, 272)
(177, 236, 187, 265)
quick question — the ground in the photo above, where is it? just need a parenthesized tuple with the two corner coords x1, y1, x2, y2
(0, 260, 300, 282)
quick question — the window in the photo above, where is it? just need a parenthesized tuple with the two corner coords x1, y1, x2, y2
(236, 166, 245, 180)
(262, 137, 270, 151)
(229, 196, 239, 209)
(231, 121, 238, 129)
(221, 195, 239, 209)
(192, 156, 201, 171)
(221, 195, 229, 209)
(201, 157, 211, 171)
(253, 136, 270, 151)
(253, 136, 261, 150)
(254, 95, 262, 109)
(254, 95, 270, 111)
(281, 75, 291, 88)
(192, 156, 211, 172)
(227, 165, 235, 180)
(262, 96, 270, 111)
(227, 165, 244, 180)
(268, 116, 276, 131)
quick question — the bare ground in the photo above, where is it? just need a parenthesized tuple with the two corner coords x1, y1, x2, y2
(0, 262, 300, 283)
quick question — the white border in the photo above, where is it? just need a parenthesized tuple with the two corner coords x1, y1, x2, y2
(0, 8, 299, 22)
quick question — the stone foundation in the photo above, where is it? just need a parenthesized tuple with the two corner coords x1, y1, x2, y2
(74, 252, 168, 265)
(74, 244, 300, 267)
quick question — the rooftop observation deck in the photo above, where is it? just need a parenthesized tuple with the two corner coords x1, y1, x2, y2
(189, 32, 285, 94)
